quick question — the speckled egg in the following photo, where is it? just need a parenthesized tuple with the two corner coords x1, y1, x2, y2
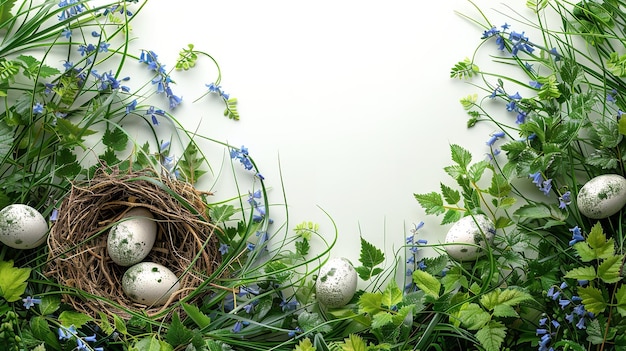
(444, 214, 495, 261)
(107, 207, 157, 266)
(316, 257, 358, 308)
(0, 204, 48, 249)
(121, 262, 180, 306)
(577, 174, 626, 219)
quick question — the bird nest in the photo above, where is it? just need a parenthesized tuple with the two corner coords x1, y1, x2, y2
(45, 166, 221, 320)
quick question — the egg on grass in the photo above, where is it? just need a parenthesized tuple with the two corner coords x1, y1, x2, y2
(444, 214, 495, 261)
(0, 204, 48, 249)
(577, 174, 626, 219)
(315, 257, 358, 308)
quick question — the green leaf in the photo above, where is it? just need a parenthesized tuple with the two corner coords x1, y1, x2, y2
(134, 336, 173, 351)
(0, 260, 31, 302)
(178, 142, 207, 184)
(38, 295, 61, 315)
(412, 270, 441, 298)
(295, 239, 310, 256)
(298, 311, 332, 334)
(381, 280, 403, 308)
(444, 164, 465, 180)
(450, 144, 472, 169)
(16, 55, 60, 79)
(339, 334, 368, 351)
(358, 237, 384, 269)
(488, 173, 511, 198)
(103, 127, 128, 151)
(371, 312, 394, 329)
(414, 192, 444, 215)
(56, 148, 82, 178)
(55, 118, 97, 146)
(441, 266, 468, 293)
(30, 316, 61, 350)
(597, 255, 623, 283)
(578, 286, 607, 314)
(58, 311, 93, 328)
(440, 183, 460, 204)
(457, 303, 491, 330)
(513, 203, 552, 220)
(441, 209, 463, 225)
(574, 222, 615, 262)
(615, 285, 626, 317)
(165, 312, 193, 347)
(358, 292, 382, 315)
(585, 318, 611, 345)
(480, 288, 534, 311)
(224, 97, 240, 120)
(492, 304, 518, 318)
(209, 204, 236, 223)
(450, 58, 479, 80)
(294, 338, 316, 351)
(468, 160, 490, 183)
(0, 0, 16, 25)
(564, 266, 597, 281)
(475, 320, 507, 351)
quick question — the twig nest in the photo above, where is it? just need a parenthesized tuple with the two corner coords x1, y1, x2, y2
(107, 208, 157, 266)
(316, 257, 358, 308)
(577, 174, 626, 219)
(122, 262, 180, 306)
(444, 214, 495, 261)
(0, 204, 48, 249)
(45, 166, 220, 320)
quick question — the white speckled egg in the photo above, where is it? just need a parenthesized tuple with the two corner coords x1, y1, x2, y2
(122, 262, 180, 306)
(107, 208, 157, 266)
(316, 257, 358, 308)
(0, 204, 48, 249)
(577, 174, 626, 219)
(444, 214, 495, 261)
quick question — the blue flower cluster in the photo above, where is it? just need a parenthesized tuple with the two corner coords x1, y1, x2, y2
(537, 281, 595, 351)
(206, 82, 230, 100)
(58, 325, 103, 351)
(405, 221, 428, 286)
(139, 50, 183, 109)
(530, 172, 552, 196)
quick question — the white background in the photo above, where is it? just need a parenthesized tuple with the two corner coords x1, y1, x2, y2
(123, 0, 535, 269)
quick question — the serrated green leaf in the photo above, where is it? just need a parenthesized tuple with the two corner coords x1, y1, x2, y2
(30, 316, 61, 350)
(444, 164, 465, 180)
(574, 222, 615, 262)
(38, 295, 61, 315)
(585, 318, 610, 345)
(480, 288, 533, 311)
(440, 183, 460, 204)
(58, 310, 93, 328)
(55, 118, 97, 146)
(0, 260, 31, 302)
(339, 334, 368, 351)
(468, 160, 490, 183)
(513, 203, 552, 219)
(0, 0, 16, 25)
(371, 312, 394, 329)
(381, 280, 403, 308)
(412, 270, 441, 298)
(441, 209, 463, 225)
(475, 320, 507, 351)
(298, 311, 332, 334)
(564, 266, 597, 281)
(56, 148, 82, 178)
(294, 338, 316, 351)
(457, 303, 490, 330)
(578, 286, 607, 314)
(488, 173, 511, 198)
(209, 204, 236, 223)
(598, 255, 623, 283)
(441, 266, 468, 293)
(358, 292, 382, 315)
(359, 236, 384, 268)
(0, 119, 12, 161)
(492, 304, 519, 318)
(414, 192, 444, 215)
(165, 312, 193, 347)
(103, 127, 128, 151)
(450, 144, 472, 169)
(178, 142, 207, 184)
(134, 336, 173, 351)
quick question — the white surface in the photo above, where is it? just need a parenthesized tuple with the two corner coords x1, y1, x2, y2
(124, 0, 530, 267)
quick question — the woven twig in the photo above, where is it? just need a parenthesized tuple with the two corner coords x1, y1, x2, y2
(46, 166, 220, 319)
